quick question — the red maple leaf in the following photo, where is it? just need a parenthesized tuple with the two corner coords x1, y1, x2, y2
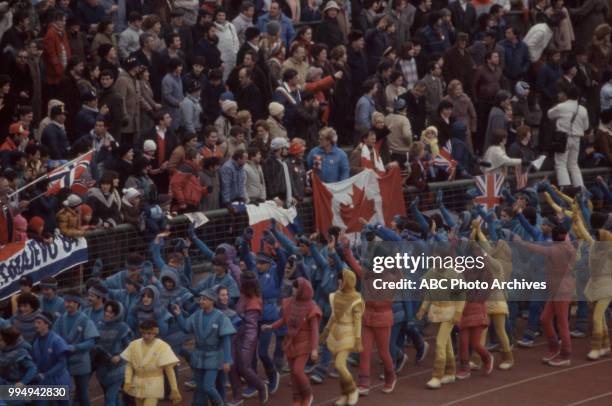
(339, 185, 376, 232)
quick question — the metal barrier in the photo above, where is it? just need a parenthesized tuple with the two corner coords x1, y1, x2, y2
(71, 167, 611, 290)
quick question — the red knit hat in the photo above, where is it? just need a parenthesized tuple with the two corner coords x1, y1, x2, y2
(288, 142, 306, 155)
(28, 216, 45, 234)
(80, 204, 93, 216)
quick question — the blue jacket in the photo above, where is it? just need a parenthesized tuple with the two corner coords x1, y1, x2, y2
(536, 63, 562, 104)
(74, 106, 99, 138)
(354, 95, 376, 131)
(256, 12, 295, 47)
(499, 39, 530, 80)
(161, 73, 184, 131)
(420, 25, 451, 57)
(177, 308, 235, 370)
(32, 331, 71, 386)
(306, 146, 350, 183)
(219, 159, 246, 206)
(41, 122, 70, 160)
(53, 311, 99, 376)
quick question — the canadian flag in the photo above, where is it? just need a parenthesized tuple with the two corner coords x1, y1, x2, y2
(246, 201, 298, 249)
(360, 144, 385, 174)
(312, 166, 406, 234)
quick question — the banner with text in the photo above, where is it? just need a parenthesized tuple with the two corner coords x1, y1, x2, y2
(0, 233, 88, 300)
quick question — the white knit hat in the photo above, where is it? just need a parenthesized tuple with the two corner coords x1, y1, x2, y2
(122, 187, 141, 201)
(143, 139, 157, 152)
(63, 194, 82, 208)
(268, 102, 285, 118)
(221, 100, 238, 114)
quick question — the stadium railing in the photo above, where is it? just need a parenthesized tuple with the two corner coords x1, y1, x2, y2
(65, 167, 610, 291)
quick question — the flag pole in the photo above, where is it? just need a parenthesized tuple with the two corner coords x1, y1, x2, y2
(8, 150, 94, 199)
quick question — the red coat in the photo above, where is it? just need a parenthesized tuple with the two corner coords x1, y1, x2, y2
(169, 161, 208, 207)
(304, 75, 335, 123)
(363, 300, 393, 328)
(271, 278, 322, 358)
(460, 302, 489, 329)
(43, 24, 71, 85)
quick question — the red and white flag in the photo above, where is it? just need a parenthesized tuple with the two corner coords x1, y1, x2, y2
(312, 166, 406, 235)
(246, 201, 297, 249)
(514, 165, 529, 190)
(433, 140, 457, 180)
(360, 144, 385, 174)
(474, 173, 505, 210)
(46, 150, 95, 195)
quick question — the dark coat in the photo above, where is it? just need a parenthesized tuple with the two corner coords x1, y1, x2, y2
(347, 46, 369, 104)
(195, 38, 222, 69)
(262, 156, 294, 201)
(442, 46, 476, 95)
(131, 49, 164, 101)
(449, 1, 477, 37)
(401, 90, 427, 137)
(74, 107, 99, 139)
(365, 28, 389, 74)
(292, 104, 321, 147)
(236, 83, 265, 121)
(99, 86, 127, 140)
(58, 74, 84, 142)
(316, 17, 345, 50)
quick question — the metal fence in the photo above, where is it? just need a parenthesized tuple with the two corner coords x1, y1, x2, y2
(66, 167, 611, 291)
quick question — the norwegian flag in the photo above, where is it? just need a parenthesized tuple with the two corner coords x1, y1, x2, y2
(433, 140, 457, 180)
(514, 165, 529, 190)
(46, 151, 95, 196)
(474, 173, 505, 210)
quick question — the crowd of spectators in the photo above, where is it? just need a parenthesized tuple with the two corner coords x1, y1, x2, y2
(0, 0, 611, 244)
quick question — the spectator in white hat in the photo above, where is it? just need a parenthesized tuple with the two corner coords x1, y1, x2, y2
(266, 101, 288, 141)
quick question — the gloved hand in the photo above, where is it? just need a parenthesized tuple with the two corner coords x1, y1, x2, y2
(479, 161, 492, 168)
(270, 217, 277, 230)
(521, 159, 531, 166)
(243, 227, 254, 241)
(187, 222, 195, 239)
(92, 258, 103, 276)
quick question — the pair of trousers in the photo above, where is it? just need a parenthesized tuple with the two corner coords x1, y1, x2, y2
(289, 354, 311, 402)
(258, 328, 279, 382)
(359, 325, 395, 387)
(541, 300, 571, 357)
(592, 298, 612, 350)
(193, 368, 222, 405)
(481, 314, 512, 354)
(432, 321, 456, 379)
(554, 135, 583, 187)
(101, 380, 123, 406)
(230, 343, 266, 401)
(460, 325, 490, 370)
(334, 350, 356, 395)
(73, 373, 91, 406)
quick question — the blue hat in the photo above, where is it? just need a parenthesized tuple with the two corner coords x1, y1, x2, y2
(255, 252, 274, 264)
(198, 288, 218, 302)
(220, 91, 235, 102)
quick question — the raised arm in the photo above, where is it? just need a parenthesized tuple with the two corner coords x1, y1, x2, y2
(410, 196, 430, 237)
(188, 224, 214, 259)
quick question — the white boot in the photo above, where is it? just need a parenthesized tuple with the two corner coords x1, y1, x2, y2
(426, 377, 442, 389)
(334, 395, 348, 406)
(587, 349, 601, 361)
(347, 389, 359, 406)
(441, 375, 456, 384)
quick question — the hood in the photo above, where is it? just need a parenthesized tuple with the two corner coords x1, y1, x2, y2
(341, 269, 357, 293)
(106, 301, 125, 323)
(218, 243, 237, 261)
(295, 277, 314, 301)
(160, 269, 180, 288)
(452, 121, 467, 140)
(141, 285, 160, 304)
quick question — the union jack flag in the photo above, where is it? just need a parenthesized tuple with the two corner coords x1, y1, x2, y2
(514, 165, 529, 190)
(433, 140, 457, 180)
(474, 173, 505, 210)
(46, 151, 95, 196)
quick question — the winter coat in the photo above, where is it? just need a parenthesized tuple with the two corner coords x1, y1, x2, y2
(215, 21, 240, 79)
(86, 188, 122, 226)
(114, 69, 142, 135)
(42, 24, 71, 85)
(56, 207, 84, 238)
(170, 161, 208, 208)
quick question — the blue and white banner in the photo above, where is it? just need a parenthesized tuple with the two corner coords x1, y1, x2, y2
(0, 233, 88, 300)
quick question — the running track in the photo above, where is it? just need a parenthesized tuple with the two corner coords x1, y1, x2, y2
(88, 327, 612, 406)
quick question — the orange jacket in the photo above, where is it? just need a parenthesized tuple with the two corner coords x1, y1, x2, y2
(169, 161, 208, 207)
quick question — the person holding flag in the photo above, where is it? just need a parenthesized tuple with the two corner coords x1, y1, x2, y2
(482, 129, 529, 176)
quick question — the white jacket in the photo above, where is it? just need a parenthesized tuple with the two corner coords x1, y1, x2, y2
(547, 99, 589, 136)
(523, 23, 553, 62)
(215, 21, 240, 79)
(482, 145, 522, 175)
